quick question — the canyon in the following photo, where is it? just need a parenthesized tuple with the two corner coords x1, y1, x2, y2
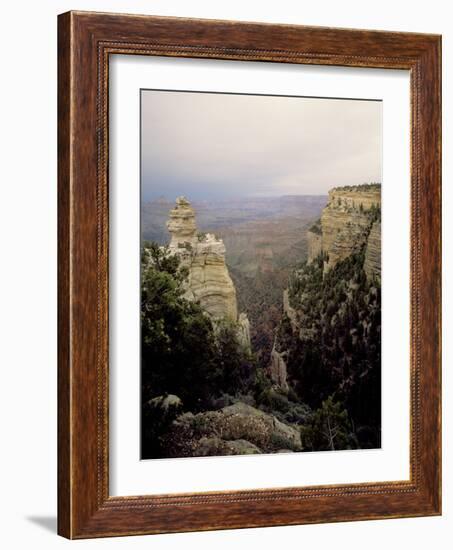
(142, 195, 327, 275)
(270, 184, 381, 390)
(143, 194, 326, 368)
(142, 186, 382, 456)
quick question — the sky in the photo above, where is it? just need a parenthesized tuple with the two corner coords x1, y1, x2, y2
(141, 90, 382, 202)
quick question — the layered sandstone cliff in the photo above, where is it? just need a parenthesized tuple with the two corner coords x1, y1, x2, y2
(167, 197, 237, 321)
(166, 197, 250, 345)
(306, 220, 322, 265)
(364, 220, 381, 281)
(307, 185, 381, 272)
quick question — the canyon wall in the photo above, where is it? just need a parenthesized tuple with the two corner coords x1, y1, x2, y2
(269, 184, 381, 391)
(307, 185, 381, 272)
(306, 223, 322, 265)
(364, 220, 381, 281)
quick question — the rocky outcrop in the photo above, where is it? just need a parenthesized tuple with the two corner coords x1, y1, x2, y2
(364, 221, 381, 281)
(323, 213, 371, 270)
(267, 289, 299, 390)
(162, 402, 302, 457)
(283, 289, 298, 332)
(269, 345, 289, 391)
(307, 185, 381, 271)
(307, 229, 322, 264)
(166, 197, 239, 322)
(194, 437, 262, 456)
(184, 234, 238, 321)
(167, 196, 197, 247)
(147, 394, 182, 413)
(327, 185, 381, 211)
(237, 312, 251, 350)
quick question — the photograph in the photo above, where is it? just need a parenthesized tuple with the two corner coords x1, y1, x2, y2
(140, 90, 382, 460)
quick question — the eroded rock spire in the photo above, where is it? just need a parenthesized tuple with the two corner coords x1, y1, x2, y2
(166, 197, 244, 327)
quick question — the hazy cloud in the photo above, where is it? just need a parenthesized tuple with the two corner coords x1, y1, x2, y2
(141, 90, 381, 201)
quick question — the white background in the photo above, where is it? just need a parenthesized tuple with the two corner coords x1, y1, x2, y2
(110, 57, 410, 495)
(0, 0, 450, 548)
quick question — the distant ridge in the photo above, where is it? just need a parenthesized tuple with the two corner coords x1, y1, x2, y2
(142, 194, 327, 244)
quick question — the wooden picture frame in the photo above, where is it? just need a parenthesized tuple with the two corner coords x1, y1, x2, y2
(58, 10, 441, 539)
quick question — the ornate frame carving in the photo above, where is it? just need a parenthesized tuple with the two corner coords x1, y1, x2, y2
(58, 11, 441, 538)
